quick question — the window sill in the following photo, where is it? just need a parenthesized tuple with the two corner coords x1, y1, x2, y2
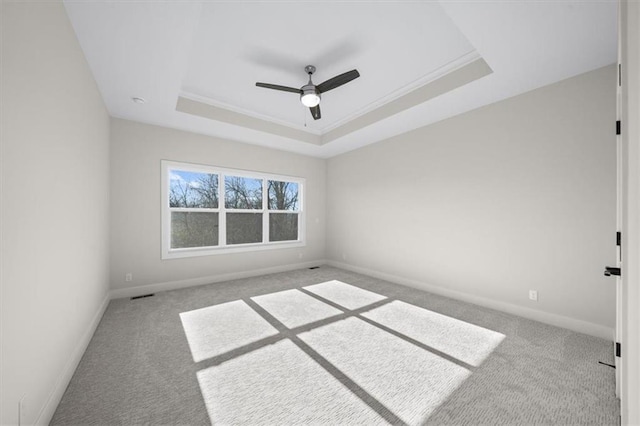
(162, 240, 306, 260)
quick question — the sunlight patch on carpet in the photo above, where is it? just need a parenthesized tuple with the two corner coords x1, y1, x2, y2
(196, 339, 387, 425)
(303, 280, 387, 310)
(180, 300, 278, 362)
(299, 317, 470, 425)
(251, 289, 343, 328)
(362, 300, 505, 367)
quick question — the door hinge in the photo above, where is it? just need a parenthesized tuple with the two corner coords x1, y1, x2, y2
(616, 120, 621, 135)
(619, 64, 622, 87)
(616, 342, 621, 357)
(617, 231, 621, 246)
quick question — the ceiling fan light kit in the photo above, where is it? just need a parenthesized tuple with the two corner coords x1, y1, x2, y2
(301, 90, 320, 108)
(256, 64, 360, 121)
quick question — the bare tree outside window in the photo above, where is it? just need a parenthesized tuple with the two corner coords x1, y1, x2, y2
(171, 212, 219, 248)
(170, 172, 218, 208)
(268, 181, 298, 211)
(164, 163, 302, 256)
(169, 171, 219, 248)
(225, 176, 263, 244)
(268, 180, 299, 241)
(225, 176, 262, 209)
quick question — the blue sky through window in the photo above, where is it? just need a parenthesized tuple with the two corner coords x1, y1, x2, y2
(170, 170, 210, 188)
(225, 176, 263, 209)
(170, 170, 219, 208)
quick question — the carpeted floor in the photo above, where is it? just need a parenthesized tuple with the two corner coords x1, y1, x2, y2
(51, 266, 619, 425)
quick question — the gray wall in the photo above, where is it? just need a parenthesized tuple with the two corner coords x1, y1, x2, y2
(109, 119, 326, 294)
(0, 2, 111, 424)
(326, 65, 617, 332)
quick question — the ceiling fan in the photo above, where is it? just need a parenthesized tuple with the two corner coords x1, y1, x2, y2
(256, 65, 360, 120)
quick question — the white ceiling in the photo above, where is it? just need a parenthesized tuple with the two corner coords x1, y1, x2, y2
(182, 2, 475, 133)
(63, 0, 617, 158)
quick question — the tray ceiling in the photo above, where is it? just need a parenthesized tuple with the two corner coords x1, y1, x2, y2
(63, 0, 617, 158)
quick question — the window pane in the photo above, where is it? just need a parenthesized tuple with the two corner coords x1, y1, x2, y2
(225, 176, 263, 209)
(269, 213, 298, 242)
(171, 212, 218, 248)
(268, 181, 299, 211)
(227, 213, 263, 245)
(170, 170, 218, 208)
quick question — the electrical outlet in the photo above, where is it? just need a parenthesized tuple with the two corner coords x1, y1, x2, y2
(125, 273, 133, 282)
(529, 290, 538, 301)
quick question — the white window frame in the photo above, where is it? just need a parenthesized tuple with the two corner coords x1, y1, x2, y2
(161, 160, 305, 259)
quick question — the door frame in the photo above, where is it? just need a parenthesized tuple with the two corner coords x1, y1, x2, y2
(615, 0, 623, 398)
(619, 1, 640, 424)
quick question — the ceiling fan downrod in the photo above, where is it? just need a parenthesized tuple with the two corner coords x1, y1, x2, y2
(301, 65, 320, 108)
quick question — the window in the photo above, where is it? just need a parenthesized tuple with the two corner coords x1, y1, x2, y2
(162, 161, 304, 259)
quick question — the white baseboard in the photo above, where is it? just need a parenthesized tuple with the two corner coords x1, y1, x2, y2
(327, 260, 614, 341)
(35, 291, 111, 425)
(109, 260, 328, 300)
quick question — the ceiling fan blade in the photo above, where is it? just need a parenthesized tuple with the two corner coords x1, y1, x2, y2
(255, 82, 302, 94)
(309, 105, 321, 120)
(316, 69, 360, 93)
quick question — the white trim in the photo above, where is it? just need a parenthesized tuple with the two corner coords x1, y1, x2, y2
(178, 90, 323, 135)
(110, 260, 328, 300)
(179, 50, 480, 135)
(261, 178, 269, 244)
(165, 240, 306, 259)
(620, 2, 640, 423)
(169, 207, 219, 213)
(219, 173, 227, 246)
(161, 160, 305, 259)
(326, 260, 614, 340)
(35, 292, 110, 425)
(320, 50, 481, 133)
(226, 208, 264, 213)
(615, 0, 623, 396)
